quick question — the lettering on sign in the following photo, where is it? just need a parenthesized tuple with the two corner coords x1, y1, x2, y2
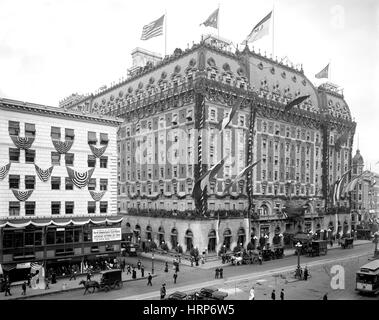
(92, 228, 122, 242)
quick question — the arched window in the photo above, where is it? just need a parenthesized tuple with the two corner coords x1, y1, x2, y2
(223, 229, 232, 250)
(171, 228, 178, 248)
(134, 224, 141, 243)
(158, 226, 165, 244)
(260, 204, 269, 216)
(185, 229, 194, 252)
(146, 225, 152, 240)
(208, 229, 217, 252)
(237, 227, 245, 246)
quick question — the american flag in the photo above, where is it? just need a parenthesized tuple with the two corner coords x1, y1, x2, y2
(141, 15, 165, 41)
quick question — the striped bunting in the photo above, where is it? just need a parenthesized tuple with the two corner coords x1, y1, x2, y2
(35, 164, 54, 182)
(0, 163, 11, 180)
(89, 144, 107, 158)
(141, 15, 164, 40)
(10, 136, 35, 150)
(52, 140, 74, 154)
(12, 189, 34, 201)
(89, 190, 106, 201)
(66, 167, 95, 189)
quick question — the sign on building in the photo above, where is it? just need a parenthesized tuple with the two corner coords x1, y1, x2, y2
(92, 228, 122, 242)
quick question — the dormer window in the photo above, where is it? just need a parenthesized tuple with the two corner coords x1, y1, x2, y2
(209, 108, 216, 121)
(172, 113, 178, 126)
(186, 109, 193, 121)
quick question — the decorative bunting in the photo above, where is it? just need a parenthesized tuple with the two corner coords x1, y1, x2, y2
(34, 164, 54, 182)
(12, 189, 34, 201)
(10, 136, 35, 150)
(0, 163, 11, 180)
(52, 140, 74, 154)
(89, 190, 106, 201)
(89, 144, 108, 158)
(66, 167, 95, 189)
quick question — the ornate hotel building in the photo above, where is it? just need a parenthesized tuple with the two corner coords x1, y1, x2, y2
(0, 98, 122, 280)
(65, 35, 356, 254)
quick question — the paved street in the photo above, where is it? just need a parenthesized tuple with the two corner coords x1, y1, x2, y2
(24, 242, 378, 300)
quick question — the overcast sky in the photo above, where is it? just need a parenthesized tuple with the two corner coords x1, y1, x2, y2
(0, 0, 378, 168)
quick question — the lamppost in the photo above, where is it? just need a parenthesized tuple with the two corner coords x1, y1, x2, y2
(320, 229, 324, 240)
(327, 228, 331, 241)
(151, 252, 155, 275)
(295, 242, 302, 279)
(278, 233, 283, 246)
(264, 234, 269, 249)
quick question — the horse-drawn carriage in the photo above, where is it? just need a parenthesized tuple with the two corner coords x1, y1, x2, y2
(242, 250, 263, 265)
(305, 240, 328, 257)
(230, 252, 243, 265)
(339, 237, 354, 249)
(99, 269, 123, 291)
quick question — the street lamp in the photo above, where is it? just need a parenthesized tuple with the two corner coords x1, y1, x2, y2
(295, 242, 302, 279)
(151, 252, 155, 275)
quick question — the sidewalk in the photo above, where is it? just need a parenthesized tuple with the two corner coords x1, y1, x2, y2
(142, 239, 373, 270)
(1, 269, 157, 300)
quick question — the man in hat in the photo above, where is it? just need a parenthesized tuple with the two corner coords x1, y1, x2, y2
(160, 283, 166, 299)
(271, 289, 276, 300)
(147, 273, 152, 286)
(173, 271, 178, 284)
(280, 289, 284, 300)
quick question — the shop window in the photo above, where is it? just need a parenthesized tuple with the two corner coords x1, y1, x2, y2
(8, 121, 20, 136)
(65, 201, 74, 214)
(25, 175, 35, 189)
(25, 149, 35, 163)
(25, 202, 35, 215)
(51, 202, 61, 215)
(88, 155, 96, 167)
(9, 201, 20, 216)
(51, 127, 61, 140)
(9, 148, 20, 162)
(9, 175, 20, 189)
(51, 177, 61, 190)
(88, 201, 96, 214)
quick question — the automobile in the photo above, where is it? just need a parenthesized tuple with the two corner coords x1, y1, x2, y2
(230, 252, 243, 265)
(194, 287, 228, 300)
(99, 269, 123, 292)
(121, 241, 139, 256)
(165, 291, 189, 300)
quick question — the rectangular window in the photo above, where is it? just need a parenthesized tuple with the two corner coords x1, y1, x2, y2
(9, 202, 20, 216)
(25, 202, 35, 215)
(51, 202, 61, 215)
(51, 127, 61, 140)
(65, 153, 74, 166)
(8, 121, 20, 136)
(88, 131, 97, 145)
(9, 148, 20, 162)
(25, 175, 35, 189)
(88, 178, 96, 191)
(88, 201, 96, 214)
(88, 155, 96, 167)
(25, 123, 36, 138)
(51, 177, 61, 190)
(65, 177, 74, 190)
(9, 175, 20, 189)
(100, 201, 108, 213)
(25, 149, 35, 163)
(51, 152, 60, 165)
(100, 179, 108, 191)
(209, 108, 216, 121)
(65, 201, 74, 214)
(100, 133, 109, 145)
(100, 156, 108, 168)
(65, 128, 75, 141)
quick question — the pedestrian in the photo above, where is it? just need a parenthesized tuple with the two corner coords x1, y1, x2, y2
(127, 265, 131, 275)
(219, 268, 223, 279)
(121, 260, 125, 272)
(86, 270, 92, 281)
(4, 280, 11, 296)
(164, 262, 169, 273)
(21, 281, 27, 295)
(173, 271, 178, 284)
(141, 265, 145, 278)
(160, 283, 166, 299)
(69, 266, 77, 281)
(132, 269, 137, 280)
(304, 267, 309, 281)
(215, 268, 219, 279)
(280, 289, 284, 300)
(190, 257, 194, 267)
(45, 277, 50, 290)
(147, 273, 152, 286)
(249, 287, 255, 300)
(323, 293, 328, 300)
(51, 272, 57, 284)
(175, 263, 179, 273)
(271, 289, 276, 300)
(27, 273, 31, 288)
(137, 260, 141, 270)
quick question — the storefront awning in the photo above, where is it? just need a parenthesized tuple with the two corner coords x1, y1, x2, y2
(0, 216, 123, 228)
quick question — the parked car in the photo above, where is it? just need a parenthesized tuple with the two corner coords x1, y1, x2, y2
(165, 291, 189, 300)
(194, 287, 228, 300)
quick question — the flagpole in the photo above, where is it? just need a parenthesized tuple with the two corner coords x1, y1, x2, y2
(164, 10, 167, 56)
(272, 1, 275, 57)
(218, 3, 220, 39)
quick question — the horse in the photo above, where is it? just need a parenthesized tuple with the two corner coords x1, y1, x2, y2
(79, 280, 100, 295)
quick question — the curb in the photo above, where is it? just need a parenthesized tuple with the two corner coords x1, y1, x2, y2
(4, 274, 158, 300)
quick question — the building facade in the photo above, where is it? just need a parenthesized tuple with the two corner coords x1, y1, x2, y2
(0, 98, 122, 280)
(65, 36, 356, 254)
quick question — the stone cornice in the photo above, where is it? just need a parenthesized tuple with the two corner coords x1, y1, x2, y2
(0, 98, 122, 126)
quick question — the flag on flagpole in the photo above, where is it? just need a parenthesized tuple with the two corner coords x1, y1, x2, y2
(200, 8, 219, 29)
(333, 170, 351, 205)
(141, 15, 165, 40)
(192, 156, 227, 201)
(215, 211, 220, 247)
(315, 64, 329, 79)
(334, 131, 350, 151)
(284, 95, 310, 112)
(218, 98, 244, 132)
(224, 160, 261, 194)
(244, 11, 272, 43)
